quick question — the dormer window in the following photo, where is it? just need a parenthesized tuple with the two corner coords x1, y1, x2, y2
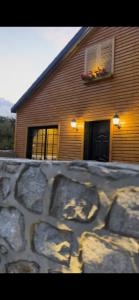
(81, 38, 115, 82)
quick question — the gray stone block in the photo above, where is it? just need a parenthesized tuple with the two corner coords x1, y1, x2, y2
(15, 166, 47, 214)
(50, 175, 99, 222)
(33, 222, 72, 266)
(0, 177, 10, 202)
(0, 207, 25, 252)
(81, 232, 138, 273)
(6, 260, 40, 273)
(108, 187, 139, 239)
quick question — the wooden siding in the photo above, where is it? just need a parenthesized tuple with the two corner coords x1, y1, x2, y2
(15, 27, 139, 163)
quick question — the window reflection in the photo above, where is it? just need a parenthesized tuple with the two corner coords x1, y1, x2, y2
(31, 127, 58, 160)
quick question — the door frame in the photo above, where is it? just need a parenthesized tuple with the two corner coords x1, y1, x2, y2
(83, 119, 113, 162)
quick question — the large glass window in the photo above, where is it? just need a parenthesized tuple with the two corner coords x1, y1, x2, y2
(27, 126, 58, 160)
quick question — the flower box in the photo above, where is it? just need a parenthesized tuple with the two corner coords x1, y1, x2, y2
(81, 68, 112, 83)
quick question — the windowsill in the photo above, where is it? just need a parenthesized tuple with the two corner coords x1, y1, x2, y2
(82, 73, 114, 85)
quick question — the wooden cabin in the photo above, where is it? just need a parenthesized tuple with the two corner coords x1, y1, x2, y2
(11, 27, 139, 163)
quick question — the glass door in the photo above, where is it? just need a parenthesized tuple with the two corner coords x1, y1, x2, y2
(27, 126, 58, 160)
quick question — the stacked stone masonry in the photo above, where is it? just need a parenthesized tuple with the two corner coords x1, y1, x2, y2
(1, 158, 139, 273)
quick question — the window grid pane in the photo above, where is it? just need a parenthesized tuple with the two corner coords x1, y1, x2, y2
(31, 127, 58, 160)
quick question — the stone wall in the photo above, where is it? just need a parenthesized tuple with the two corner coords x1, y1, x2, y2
(0, 151, 16, 158)
(1, 158, 139, 273)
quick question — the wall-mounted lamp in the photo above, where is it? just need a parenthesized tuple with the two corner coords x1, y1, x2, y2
(113, 113, 121, 129)
(71, 119, 78, 130)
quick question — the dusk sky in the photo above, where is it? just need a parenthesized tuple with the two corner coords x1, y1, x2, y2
(0, 27, 81, 104)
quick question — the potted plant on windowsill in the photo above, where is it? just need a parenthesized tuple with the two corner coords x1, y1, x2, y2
(81, 71, 95, 81)
(81, 67, 110, 83)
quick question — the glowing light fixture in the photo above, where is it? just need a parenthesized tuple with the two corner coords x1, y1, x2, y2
(113, 113, 121, 129)
(71, 119, 77, 129)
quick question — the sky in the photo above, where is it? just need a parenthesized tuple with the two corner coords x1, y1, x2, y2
(0, 27, 81, 104)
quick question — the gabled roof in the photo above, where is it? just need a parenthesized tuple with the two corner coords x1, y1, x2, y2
(11, 27, 93, 113)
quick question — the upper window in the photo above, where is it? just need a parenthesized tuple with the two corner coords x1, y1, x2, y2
(81, 38, 115, 82)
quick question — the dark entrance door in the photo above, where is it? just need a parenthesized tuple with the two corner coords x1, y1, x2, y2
(84, 120, 110, 162)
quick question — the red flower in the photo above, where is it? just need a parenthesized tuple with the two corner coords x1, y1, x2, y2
(81, 73, 88, 80)
(81, 71, 95, 81)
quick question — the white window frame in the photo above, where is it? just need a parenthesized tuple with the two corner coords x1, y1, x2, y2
(85, 37, 115, 76)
